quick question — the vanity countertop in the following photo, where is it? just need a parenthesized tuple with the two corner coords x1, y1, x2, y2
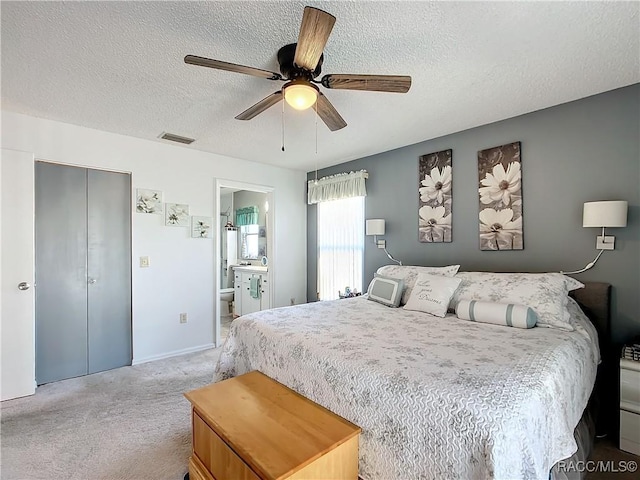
(232, 265, 268, 273)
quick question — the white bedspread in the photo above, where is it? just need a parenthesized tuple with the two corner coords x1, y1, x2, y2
(214, 296, 599, 480)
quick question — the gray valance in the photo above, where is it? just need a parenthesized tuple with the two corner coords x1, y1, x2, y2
(307, 170, 368, 204)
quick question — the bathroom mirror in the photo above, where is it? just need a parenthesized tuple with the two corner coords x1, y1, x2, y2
(240, 224, 267, 259)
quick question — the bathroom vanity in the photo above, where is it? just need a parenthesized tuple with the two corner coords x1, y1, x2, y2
(233, 266, 270, 316)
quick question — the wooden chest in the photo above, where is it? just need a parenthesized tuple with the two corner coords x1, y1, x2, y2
(184, 370, 360, 480)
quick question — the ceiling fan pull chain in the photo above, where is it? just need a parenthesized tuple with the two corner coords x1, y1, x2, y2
(314, 100, 319, 183)
(281, 92, 286, 152)
(315, 100, 319, 156)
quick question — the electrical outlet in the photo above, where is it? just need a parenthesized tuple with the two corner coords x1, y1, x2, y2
(140, 256, 150, 268)
(179, 313, 187, 323)
(290, 298, 295, 305)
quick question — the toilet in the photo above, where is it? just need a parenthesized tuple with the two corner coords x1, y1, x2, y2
(220, 264, 236, 316)
(220, 287, 234, 315)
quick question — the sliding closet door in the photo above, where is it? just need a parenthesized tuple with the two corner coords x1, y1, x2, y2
(87, 169, 132, 374)
(35, 162, 88, 385)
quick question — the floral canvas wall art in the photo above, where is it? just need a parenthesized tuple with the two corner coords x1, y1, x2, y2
(191, 216, 212, 238)
(165, 203, 190, 227)
(418, 149, 452, 242)
(136, 188, 163, 214)
(477, 142, 523, 250)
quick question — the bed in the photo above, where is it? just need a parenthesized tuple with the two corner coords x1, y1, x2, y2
(214, 268, 610, 480)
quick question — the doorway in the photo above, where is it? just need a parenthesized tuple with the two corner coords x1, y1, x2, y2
(35, 161, 132, 384)
(215, 179, 274, 347)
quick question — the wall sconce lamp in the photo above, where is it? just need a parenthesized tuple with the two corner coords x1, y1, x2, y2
(366, 219, 386, 248)
(366, 219, 402, 265)
(563, 200, 628, 274)
(583, 200, 628, 249)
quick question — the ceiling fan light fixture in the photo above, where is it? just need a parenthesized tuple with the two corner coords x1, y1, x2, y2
(185, 6, 411, 132)
(283, 80, 318, 110)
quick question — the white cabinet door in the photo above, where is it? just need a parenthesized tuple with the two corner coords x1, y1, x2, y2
(260, 275, 270, 310)
(233, 271, 242, 316)
(241, 273, 261, 315)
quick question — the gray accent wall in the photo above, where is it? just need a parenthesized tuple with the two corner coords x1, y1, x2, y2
(307, 84, 639, 344)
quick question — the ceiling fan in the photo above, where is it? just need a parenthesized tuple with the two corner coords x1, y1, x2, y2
(184, 6, 411, 132)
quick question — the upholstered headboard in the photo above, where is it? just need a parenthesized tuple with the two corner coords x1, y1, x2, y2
(569, 281, 612, 349)
(569, 281, 613, 437)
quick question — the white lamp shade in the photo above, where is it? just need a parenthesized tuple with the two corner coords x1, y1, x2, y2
(366, 219, 385, 235)
(583, 201, 628, 228)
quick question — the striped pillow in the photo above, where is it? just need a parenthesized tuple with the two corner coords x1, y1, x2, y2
(366, 275, 405, 308)
(456, 300, 538, 329)
(376, 264, 460, 305)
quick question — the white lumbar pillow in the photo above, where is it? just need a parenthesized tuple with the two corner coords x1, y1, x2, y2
(456, 299, 538, 329)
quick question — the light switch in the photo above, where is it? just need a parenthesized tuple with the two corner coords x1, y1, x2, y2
(140, 256, 150, 268)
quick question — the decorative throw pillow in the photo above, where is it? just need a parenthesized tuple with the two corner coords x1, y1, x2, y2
(450, 272, 577, 331)
(366, 275, 405, 307)
(403, 274, 462, 317)
(376, 264, 460, 305)
(564, 275, 585, 292)
(456, 300, 538, 329)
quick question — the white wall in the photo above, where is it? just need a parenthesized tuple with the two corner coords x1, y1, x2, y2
(1, 110, 307, 365)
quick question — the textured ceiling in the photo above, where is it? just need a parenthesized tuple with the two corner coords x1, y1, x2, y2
(2, 1, 638, 172)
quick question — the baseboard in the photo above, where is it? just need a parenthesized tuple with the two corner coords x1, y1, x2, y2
(132, 343, 215, 365)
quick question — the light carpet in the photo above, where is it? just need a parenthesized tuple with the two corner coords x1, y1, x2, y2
(1, 347, 222, 480)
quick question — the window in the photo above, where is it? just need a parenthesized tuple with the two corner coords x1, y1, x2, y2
(317, 196, 364, 300)
(240, 224, 260, 259)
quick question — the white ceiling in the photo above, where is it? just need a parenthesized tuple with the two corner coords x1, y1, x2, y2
(2, 1, 638, 172)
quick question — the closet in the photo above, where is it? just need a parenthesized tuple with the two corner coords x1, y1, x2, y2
(35, 162, 132, 385)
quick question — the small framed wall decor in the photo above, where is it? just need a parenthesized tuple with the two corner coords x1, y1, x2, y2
(165, 203, 190, 227)
(135, 188, 163, 214)
(191, 216, 212, 238)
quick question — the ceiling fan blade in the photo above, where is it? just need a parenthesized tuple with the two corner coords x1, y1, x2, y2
(235, 91, 283, 120)
(185, 55, 282, 81)
(316, 93, 347, 131)
(294, 7, 336, 71)
(321, 74, 412, 93)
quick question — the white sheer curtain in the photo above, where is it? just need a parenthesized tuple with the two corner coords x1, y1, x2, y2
(317, 196, 365, 300)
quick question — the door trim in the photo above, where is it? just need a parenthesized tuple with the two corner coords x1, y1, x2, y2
(214, 179, 275, 348)
(36, 158, 132, 175)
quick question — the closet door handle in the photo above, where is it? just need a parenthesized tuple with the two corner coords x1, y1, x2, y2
(88, 278, 97, 285)
(18, 281, 31, 291)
